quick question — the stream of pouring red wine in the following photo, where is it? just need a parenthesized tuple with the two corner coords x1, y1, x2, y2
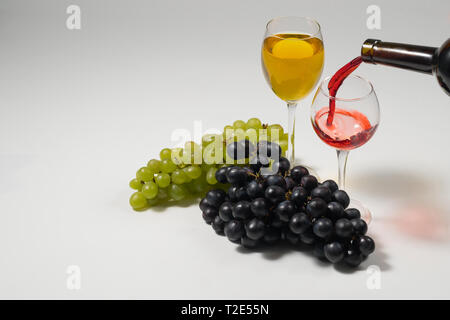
(326, 56, 363, 126)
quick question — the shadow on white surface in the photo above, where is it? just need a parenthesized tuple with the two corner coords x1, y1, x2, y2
(358, 235, 391, 272)
(352, 168, 440, 200)
(142, 197, 202, 213)
(236, 240, 391, 274)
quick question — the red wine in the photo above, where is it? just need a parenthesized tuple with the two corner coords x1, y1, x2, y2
(326, 56, 363, 126)
(314, 107, 378, 150)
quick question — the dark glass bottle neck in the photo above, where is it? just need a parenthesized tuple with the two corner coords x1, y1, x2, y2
(361, 39, 437, 74)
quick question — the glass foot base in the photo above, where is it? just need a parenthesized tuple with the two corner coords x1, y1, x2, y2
(349, 198, 372, 225)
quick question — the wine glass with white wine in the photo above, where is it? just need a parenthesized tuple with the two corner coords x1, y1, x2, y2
(261, 16, 324, 165)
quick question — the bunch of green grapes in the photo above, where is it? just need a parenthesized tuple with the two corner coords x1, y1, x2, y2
(129, 118, 287, 210)
(222, 119, 288, 155)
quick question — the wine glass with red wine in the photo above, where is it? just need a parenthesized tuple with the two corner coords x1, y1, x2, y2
(311, 74, 380, 223)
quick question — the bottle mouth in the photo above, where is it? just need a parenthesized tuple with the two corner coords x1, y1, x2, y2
(361, 39, 381, 63)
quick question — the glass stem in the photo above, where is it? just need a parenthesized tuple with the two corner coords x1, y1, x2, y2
(337, 149, 349, 190)
(287, 102, 297, 166)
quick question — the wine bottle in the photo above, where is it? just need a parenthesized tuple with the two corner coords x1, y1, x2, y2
(361, 39, 450, 96)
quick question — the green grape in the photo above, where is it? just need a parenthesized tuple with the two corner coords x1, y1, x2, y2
(129, 192, 148, 210)
(267, 124, 284, 140)
(157, 187, 169, 200)
(232, 128, 246, 142)
(182, 167, 193, 183)
(147, 159, 161, 174)
(129, 178, 142, 190)
(279, 139, 288, 155)
(155, 173, 171, 187)
(193, 149, 203, 165)
(246, 118, 262, 130)
(223, 125, 233, 132)
(269, 134, 279, 142)
(184, 141, 201, 152)
(160, 148, 172, 160)
(183, 142, 202, 165)
(147, 198, 159, 207)
(191, 177, 207, 194)
(202, 143, 214, 164)
(222, 144, 229, 163)
(206, 167, 218, 185)
(201, 163, 211, 172)
(185, 165, 202, 179)
(168, 184, 187, 201)
(202, 134, 219, 147)
(244, 128, 258, 144)
(217, 182, 230, 192)
(203, 142, 223, 165)
(171, 169, 188, 184)
(232, 128, 246, 143)
(223, 125, 234, 141)
(136, 167, 153, 182)
(259, 128, 269, 141)
(160, 159, 177, 173)
(233, 120, 247, 130)
(184, 181, 196, 194)
(142, 181, 158, 199)
(171, 148, 184, 166)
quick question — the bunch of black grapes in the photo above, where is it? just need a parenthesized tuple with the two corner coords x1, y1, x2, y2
(199, 148, 375, 267)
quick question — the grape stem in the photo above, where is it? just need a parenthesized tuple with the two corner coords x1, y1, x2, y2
(248, 172, 259, 179)
(285, 191, 292, 200)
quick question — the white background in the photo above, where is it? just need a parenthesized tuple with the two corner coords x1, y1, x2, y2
(0, 0, 449, 299)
